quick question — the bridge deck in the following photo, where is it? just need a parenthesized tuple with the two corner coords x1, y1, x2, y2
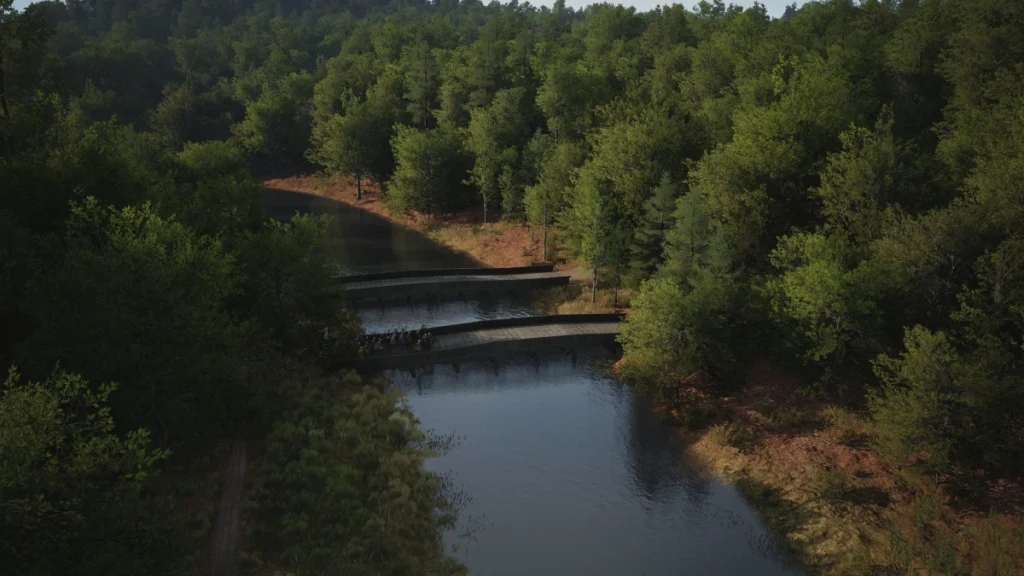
(341, 271, 570, 301)
(352, 321, 620, 371)
(425, 321, 619, 351)
(342, 271, 569, 291)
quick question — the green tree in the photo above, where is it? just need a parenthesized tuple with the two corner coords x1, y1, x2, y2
(247, 371, 467, 576)
(523, 139, 585, 260)
(690, 53, 858, 260)
(766, 232, 886, 369)
(166, 140, 265, 238)
(619, 268, 739, 400)
(233, 71, 316, 169)
(660, 191, 712, 283)
(402, 40, 439, 129)
(387, 124, 473, 214)
(20, 199, 255, 446)
(535, 59, 611, 140)
(559, 173, 628, 302)
(869, 327, 964, 473)
(0, 367, 187, 576)
(467, 87, 535, 222)
(235, 213, 360, 357)
(0, 0, 54, 154)
(629, 172, 678, 282)
(310, 93, 396, 200)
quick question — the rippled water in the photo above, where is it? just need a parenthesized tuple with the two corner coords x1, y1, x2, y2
(267, 188, 800, 575)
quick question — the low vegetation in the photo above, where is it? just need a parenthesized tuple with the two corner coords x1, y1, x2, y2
(240, 370, 466, 576)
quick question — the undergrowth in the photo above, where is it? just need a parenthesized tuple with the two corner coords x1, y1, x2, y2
(239, 370, 466, 576)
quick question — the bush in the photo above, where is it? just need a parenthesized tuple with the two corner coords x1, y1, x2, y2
(246, 371, 466, 576)
(708, 422, 757, 450)
(618, 273, 739, 400)
(0, 368, 188, 576)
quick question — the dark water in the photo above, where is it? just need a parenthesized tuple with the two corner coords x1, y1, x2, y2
(269, 188, 799, 575)
(388, 357, 797, 576)
(265, 188, 478, 274)
(358, 296, 536, 333)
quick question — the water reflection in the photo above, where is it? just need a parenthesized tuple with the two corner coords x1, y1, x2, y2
(263, 188, 477, 273)
(268, 189, 800, 575)
(357, 295, 536, 333)
(388, 354, 797, 576)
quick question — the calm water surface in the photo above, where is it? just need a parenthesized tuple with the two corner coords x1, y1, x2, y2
(387, 356, 797, 576)
(268, 188, 800, 575)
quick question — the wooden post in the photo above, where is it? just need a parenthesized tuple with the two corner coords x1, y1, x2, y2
(542, 189, 548, 262)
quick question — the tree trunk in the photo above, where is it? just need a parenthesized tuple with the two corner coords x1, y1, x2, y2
(542, 220, 548, 262)
(542, 199, 548, 261)
(482, 197, 487, 224)
(356, 173, 362, 201)
(591, 264, 598, 303)
(0, 54, 9, 121)
(613, 268, 620, 308)
(0, 54, 11, 156)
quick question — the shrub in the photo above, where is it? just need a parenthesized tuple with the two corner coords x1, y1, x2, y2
(246, 371, 466, 576)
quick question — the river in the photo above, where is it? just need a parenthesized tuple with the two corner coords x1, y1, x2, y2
(267, 189, 800, 576)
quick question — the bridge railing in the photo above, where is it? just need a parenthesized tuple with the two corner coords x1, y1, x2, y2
(336, 264, 556, 283)
(367, 313, 624, 337)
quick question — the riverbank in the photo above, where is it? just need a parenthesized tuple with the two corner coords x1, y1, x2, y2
(658, 359, 1024, 575)
(268, 174, 1022, 573)
(264, 175, 627, 313)
(265, 175, 542, 268)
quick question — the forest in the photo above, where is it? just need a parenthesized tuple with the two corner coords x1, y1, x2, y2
(2, 0, 1023, 573)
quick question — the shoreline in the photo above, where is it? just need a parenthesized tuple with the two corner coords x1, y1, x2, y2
(266, 174, 1023, 575)
(640, 357, 1024, 574)
(265, 174, 626, 314)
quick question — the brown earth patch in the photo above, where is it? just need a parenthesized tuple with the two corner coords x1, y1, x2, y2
(265, 174, 552, 269)
(668, 359, 1024, 574)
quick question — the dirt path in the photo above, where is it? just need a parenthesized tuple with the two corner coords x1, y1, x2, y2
(209, 442, 247, 576)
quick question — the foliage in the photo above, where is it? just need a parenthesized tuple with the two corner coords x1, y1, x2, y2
(0, 367, 188, 576)
(618, 273, 738, 399)
(19, 199, 255, 446)
(309, 92, 397, 198)
(245, 371, 466, 576)
(766, 232, 885, 366)
(6, 0, 1024, 570)
(629, 172, 678, 282)
(466, 87, 536, 221)
(235, 213, 360, 356)
(387, 124, 473, 214)
(165, 139, 266, 237)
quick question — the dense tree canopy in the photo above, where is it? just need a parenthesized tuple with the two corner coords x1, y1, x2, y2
(3, 0, 1024, 571)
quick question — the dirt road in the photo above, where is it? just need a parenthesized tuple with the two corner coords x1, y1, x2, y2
(209, 442, 247, 576)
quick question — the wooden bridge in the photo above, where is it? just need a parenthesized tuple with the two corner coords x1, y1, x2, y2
(337, 264, 571, 304)
(346, 314, 623, 372)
